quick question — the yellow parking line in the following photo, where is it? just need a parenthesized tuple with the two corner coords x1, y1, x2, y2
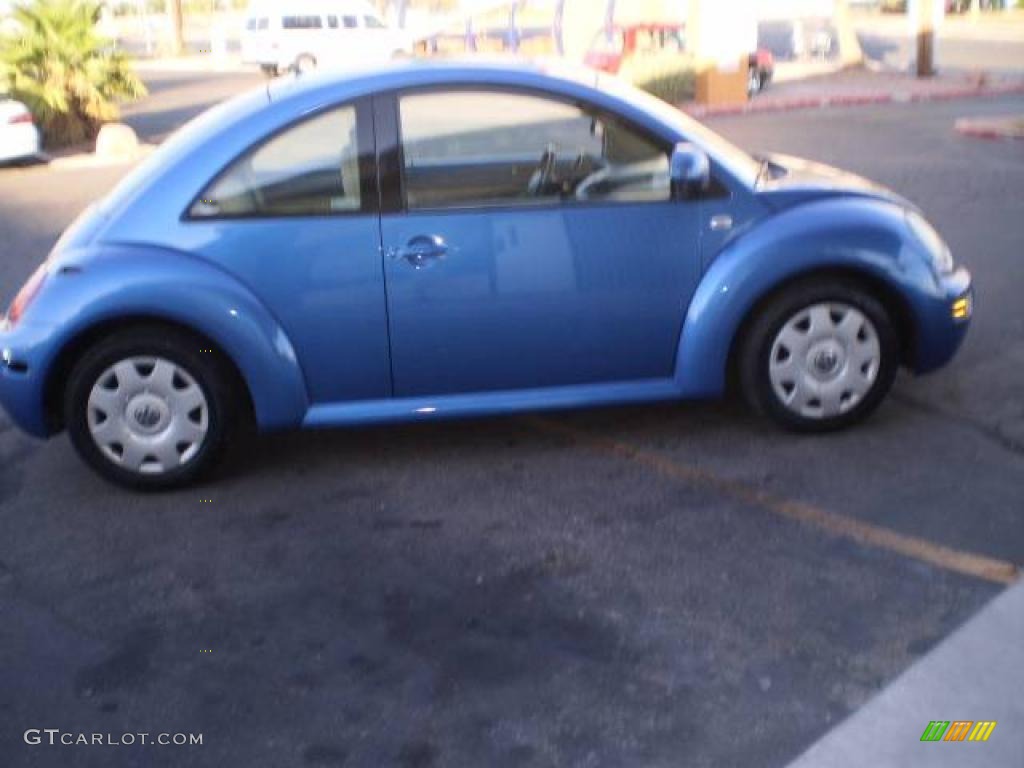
(528, 417, 1019, 586)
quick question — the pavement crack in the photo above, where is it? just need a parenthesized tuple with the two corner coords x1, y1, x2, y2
(890, 392, 1024, 459)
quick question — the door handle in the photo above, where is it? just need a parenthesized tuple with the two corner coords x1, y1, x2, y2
(390, 235, 448, 268)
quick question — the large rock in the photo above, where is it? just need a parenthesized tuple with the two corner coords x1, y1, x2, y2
(95, 123, 140, 160)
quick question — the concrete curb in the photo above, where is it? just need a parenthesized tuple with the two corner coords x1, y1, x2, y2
(684, 83, 1024, 118)
(786, 579, 1024, 768)
(954, 116, 1024, 140)
(47, 145, 156, 171)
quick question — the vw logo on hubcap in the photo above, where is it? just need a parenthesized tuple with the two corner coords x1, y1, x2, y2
(125, 393, 169, 435)
(134, 404, 161, 429)
(814, 349, 840, 373)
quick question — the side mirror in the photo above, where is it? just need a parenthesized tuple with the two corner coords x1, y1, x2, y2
(670, 142, 710, 200)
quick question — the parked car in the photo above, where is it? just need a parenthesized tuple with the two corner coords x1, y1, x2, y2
(882, 0, 972, 12)
(240, 0, 410, 76)
(0, 62, 972, 488)
(584, 23, 775, 96)
(0, 97, 41, 164)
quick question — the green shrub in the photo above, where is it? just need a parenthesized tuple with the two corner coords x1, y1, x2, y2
(622, 56, 697, 106)
(0, 0, 147, 147)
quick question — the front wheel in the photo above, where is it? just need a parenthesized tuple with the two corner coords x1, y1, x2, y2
(64, 327, 236, 489)
(738, 279, 899, 432)
(747, 67, 762, 97)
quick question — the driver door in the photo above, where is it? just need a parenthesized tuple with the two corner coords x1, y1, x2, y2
(379, 88, 704, 398)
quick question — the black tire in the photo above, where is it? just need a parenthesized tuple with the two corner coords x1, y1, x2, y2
(738, 278, 899, 432)
(64, 325, 237, 490)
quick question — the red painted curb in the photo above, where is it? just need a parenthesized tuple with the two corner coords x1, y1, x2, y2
(683, 83, 1024, 119)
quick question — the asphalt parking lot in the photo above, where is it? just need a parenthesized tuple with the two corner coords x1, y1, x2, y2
(1, 75, 1022, 767)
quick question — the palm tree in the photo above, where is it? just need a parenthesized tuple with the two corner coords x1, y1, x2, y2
(0, 0, 146, 146)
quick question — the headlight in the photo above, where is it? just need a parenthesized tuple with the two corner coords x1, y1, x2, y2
(905, 210, 953, 274)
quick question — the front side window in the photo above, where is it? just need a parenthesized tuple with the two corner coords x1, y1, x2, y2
(190, 105, 364, 219)
(399, 89, 670, 210)
(364, 15, 386, 29)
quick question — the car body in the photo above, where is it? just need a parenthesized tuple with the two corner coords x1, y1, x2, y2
(0, 61, 972, 487)
(240, 0, 410, 76)
(0, 98, 41, 164)
(584, 23, 774, 96)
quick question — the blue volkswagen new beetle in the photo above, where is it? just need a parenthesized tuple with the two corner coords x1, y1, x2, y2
(0, 61, 971, 488)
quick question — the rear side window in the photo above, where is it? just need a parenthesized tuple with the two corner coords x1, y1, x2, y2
(343, 16, 358, 28)
(282, 15, 322, 30)
(190, 105, 366, 219)
(327, 15, 338, 29)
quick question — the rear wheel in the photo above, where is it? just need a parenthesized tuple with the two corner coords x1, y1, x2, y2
(738, 279, 899, 432)
(293, 54, 317, 74)
(64, 326, 236, 489)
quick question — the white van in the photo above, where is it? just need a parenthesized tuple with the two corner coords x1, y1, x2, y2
(241, 0, 411, 77)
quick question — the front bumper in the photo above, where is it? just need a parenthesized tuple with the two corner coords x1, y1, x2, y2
(911, 267, 973, 374)
(0, 319, 56, 438)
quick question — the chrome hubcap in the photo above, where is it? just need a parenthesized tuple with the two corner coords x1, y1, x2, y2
(769, 303, 881, 419)
(87, 357, 209, 475)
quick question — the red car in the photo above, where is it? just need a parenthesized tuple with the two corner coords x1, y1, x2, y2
(584, 23, 775, 96)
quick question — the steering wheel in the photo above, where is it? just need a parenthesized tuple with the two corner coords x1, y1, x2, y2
(527, 144, 558, 197)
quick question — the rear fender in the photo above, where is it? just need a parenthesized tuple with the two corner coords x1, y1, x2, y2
(33, 244, 309, 430)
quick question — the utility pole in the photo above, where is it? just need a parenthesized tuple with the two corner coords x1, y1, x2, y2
(916, 0, 935, 77)
(168, 0, 184, 56)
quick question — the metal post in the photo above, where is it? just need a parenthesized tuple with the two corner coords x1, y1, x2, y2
(916, 0, 935, 77)
(553, 0, 565, 57)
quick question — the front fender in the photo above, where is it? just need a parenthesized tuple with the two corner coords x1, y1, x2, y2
(674, 197, 939, 396)
(18, 244, 308, 433)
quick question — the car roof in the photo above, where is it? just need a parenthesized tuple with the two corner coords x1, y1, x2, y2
(94, 59, 762, 229)
(246, 0, 378, 17)
(266, 58, 603, 105)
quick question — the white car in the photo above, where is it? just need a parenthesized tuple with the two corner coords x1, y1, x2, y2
(241, 0, 411, 77)
(0, 98, 41, 164)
